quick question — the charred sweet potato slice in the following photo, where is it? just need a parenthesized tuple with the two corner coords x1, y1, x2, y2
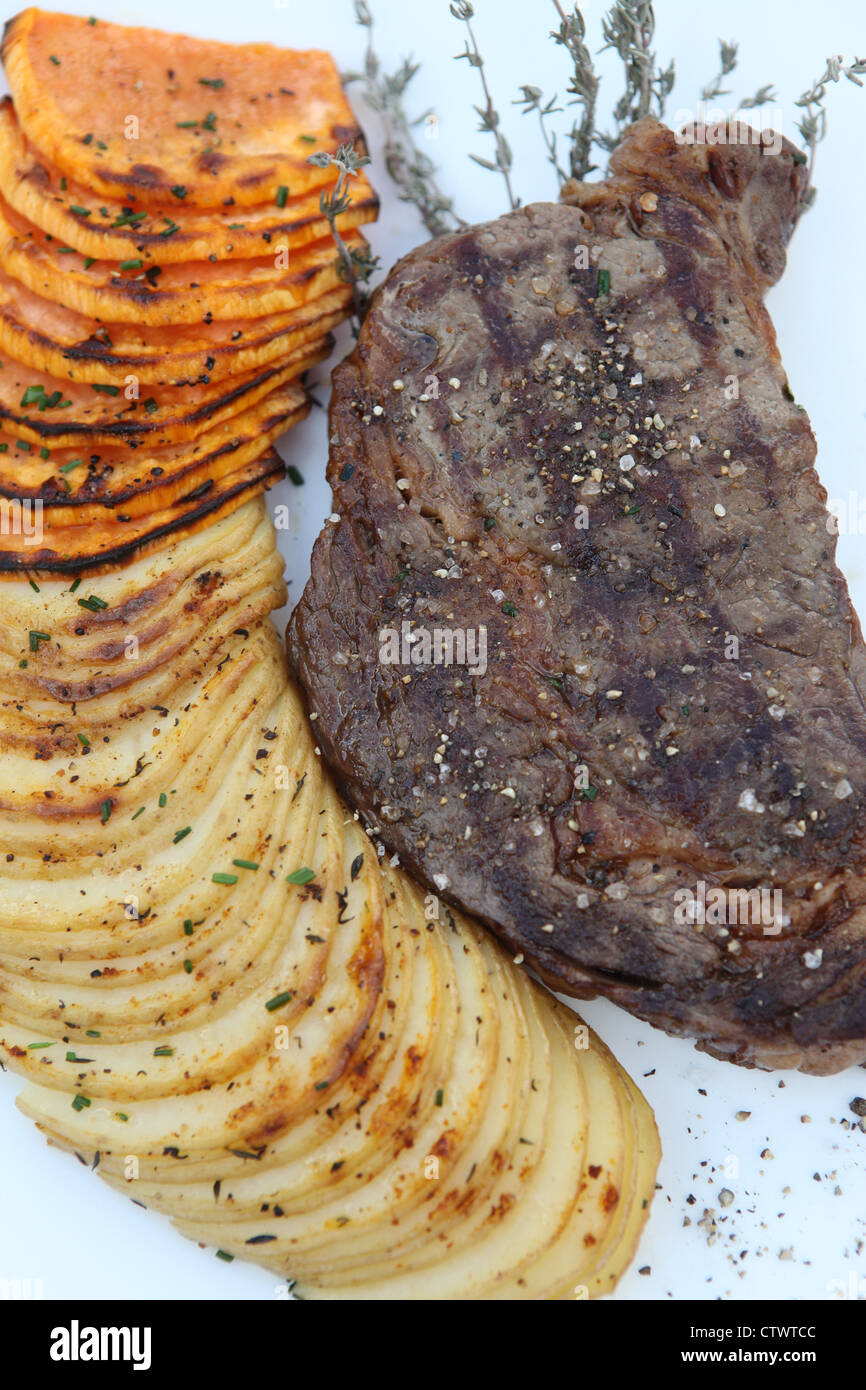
(0, 337, 330, 446)
(0, 382, 307, 510)
(0, 267, 351, 385)
(0, 448, 286, 573)
(0, 97, 378, 266)
(2, 9, 367, 208)
(0, 196, 364, 325)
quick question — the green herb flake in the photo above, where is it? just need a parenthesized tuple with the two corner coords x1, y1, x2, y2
(286, 465, 304, 486)
(28, 630, 50, 652)
(100, 798, 112, 824)
(232, 858, 259, 871)
(71, 1094, 91, 1111)
(212, 872, 239, 886)
(265, 991, 294, 1013)
(153, 1046, 174, 1057)
(596, 268, 611, 296)
(286, 867, 315, 885)
(275, 185, 289, 208)
(173, 826, 192, 844)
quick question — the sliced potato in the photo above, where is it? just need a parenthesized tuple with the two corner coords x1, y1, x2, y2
(2, 10, 366, 209)
(0, 267, 351, 386)
(1, 502, 658, 1298)
(0, 97, 378, 267)
(0, 197, 366, 326)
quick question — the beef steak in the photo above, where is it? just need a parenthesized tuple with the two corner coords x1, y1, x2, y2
(289, 118, 866, 1073)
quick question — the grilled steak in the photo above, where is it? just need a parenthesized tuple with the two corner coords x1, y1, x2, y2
(289, 118, 866, 1074)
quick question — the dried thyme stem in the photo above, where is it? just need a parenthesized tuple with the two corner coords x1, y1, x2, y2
(307, 143, 379, 329)
(347, 0, 466, 237)
(450, 1, 518, 210)
(550, 1, 599, 180)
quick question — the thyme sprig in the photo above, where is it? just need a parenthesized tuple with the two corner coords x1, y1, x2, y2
(550, 2, 599, 180)
(700, 40, 738, 103)
(449, 1, 518, 210)
(307, 142, 380, 331)
(795, 55, 866, 198)
(514, 85, 567, 183)
(346, 0, 465, 237)
(596, 1, 675, 153)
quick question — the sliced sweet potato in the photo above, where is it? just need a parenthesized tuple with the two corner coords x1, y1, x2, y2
(0, 337, 330, 446)
(0, 196, 362, 325)
(0, 97, 378, 266)
(2, 10, 367, 208)
(0, 267, 351, 385)
(0, 449, 286, 574)
(0, 382, 308, 512)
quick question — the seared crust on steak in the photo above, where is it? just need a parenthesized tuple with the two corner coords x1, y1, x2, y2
(289, 118, 866, 1074)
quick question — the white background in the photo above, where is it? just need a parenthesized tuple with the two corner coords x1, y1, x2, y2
(1, 0, 865, 1302)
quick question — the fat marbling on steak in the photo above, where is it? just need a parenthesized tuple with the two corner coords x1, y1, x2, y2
(289, 118, 866, 1073)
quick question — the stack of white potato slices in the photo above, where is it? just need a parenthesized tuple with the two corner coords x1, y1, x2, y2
(0, 10, 660, 1299)
(0, 497, 659, 1298)
(0, 8, 377, 571)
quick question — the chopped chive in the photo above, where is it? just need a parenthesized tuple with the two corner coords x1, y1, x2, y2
(86, 1030, 101, 1038)
(100, 799, 112, 824)
(212, 872, 239, 886)
(275, 185, 289, 208)
(232, 858, 259, 871)
(158, 792, 167, 808)
(153, 1046, 174, 1057)
(29, 578, 40, 592)
(170, 185, 188, 200)
(49, 54, 60, 65)
(435, 1088, 444, 1106)
(91, 384, 120, 396)
(39, 446, 49, 460)
(183, 920, 194, 936)
(69, 577, 82, 592)
(76, 732, 90, 748)
(59, 458, 83, 473)
(143, 397, 158, 414)
(300, 134, 316, 143)
(501, 601, 517, 617)
(69, 205, 91, 217)
(215, 1251, 234, 1262)
(286, 867, 315, 885)
(286, 465, 304, 486)
(582, 785, 599, 802)
(29, 630, 50, 651)
(265, 990, 293, 1012)
(27, 1041, 56, 1050)
(183, 959, 193, 974)
(199, 77, 225, 89)
(118, 258, 143, 270)
(596, 268, 611, 296)
(173, 826, 192, 844)
(71, 1094, 91, 1111)
(131, 805, 145, 820)
(84, 257, 95, 269)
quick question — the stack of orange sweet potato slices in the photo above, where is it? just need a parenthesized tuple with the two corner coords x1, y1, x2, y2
(0, 7, 377, 572)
